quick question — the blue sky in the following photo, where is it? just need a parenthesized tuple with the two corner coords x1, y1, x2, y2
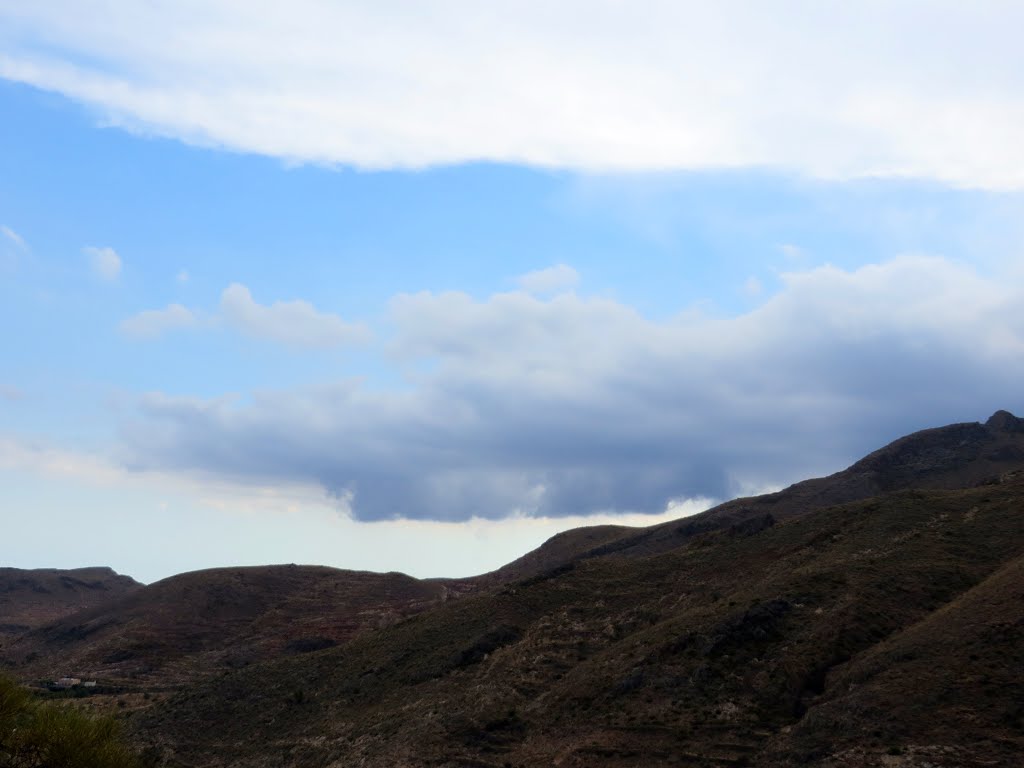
(2, 3, 1024, 583)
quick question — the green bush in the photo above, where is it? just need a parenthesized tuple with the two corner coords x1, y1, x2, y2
(0, 675, 139, 768)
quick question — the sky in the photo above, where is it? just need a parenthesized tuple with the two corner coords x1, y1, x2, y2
(2, 2, 1023, 584)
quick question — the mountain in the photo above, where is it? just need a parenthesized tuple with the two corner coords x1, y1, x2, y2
(8, 410, 1024, 766)
(2, 565, 449, 698)
(763, 548, 1024, 765)
(469, 524, 634, 586)
(501, 409, 1024, 570)
(0, 567, 140, 637)
(131, 474, 1024, 767)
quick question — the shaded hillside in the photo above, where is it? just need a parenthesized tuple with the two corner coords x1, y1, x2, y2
(0, 567, 140, 637)
(131, 472, 1024, 767)
(3, 565, 447, 694)
(764, 548, 1024, 766)
(12, 412, 1021, 670)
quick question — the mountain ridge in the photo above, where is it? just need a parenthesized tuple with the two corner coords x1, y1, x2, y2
(0, 566, 141, 638)
(1, 564, 449, 697)
(131, 473, 1024, 767)
(4, 410, 1024, 766)
(467, 409, 1024, 580)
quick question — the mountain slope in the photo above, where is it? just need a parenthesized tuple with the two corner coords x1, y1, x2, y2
(764, 546, 1024, 766)
(470, 524, 634, 586)
(3, 565, 447, 693)
(9, 411, 1024, 766)
(0, 567, 140, 637)
(503, 410, 1024, 571)
(131, 471, 1024, 767)
(12, 411, 1021, 670)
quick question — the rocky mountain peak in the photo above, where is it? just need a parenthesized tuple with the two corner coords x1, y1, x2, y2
(985, 409, 1024, 432)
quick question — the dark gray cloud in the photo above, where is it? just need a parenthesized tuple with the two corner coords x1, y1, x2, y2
(119, 256, 1024, 521)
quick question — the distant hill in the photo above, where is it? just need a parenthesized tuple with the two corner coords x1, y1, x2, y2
(0, 567, 140, 637)
(8, 411, 1024, 766)
(2, 565, 447, 693)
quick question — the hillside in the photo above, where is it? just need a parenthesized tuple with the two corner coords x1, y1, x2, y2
(7, 411, 1024, 766)
(470, 524, 634, 586)
(561, 411, 1024, 564)
(119, 411, 1024, 767)
(129, 474, 1024, 767)
(2, 565, 447, 699)
(764, 548, 1024, 765)
(473, 409, 1024, 579)
(0, 567, 140, 637)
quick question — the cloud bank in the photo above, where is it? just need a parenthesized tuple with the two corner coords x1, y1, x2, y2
(118, 256, 1024, 522)
(120, 283, 368, 347)
(2, 3, 1024, 188)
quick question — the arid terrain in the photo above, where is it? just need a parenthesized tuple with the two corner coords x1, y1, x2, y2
(3, 411, 1023, 767)
(0, 567, 141, 638)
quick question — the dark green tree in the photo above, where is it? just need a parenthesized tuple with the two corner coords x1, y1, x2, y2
(0, 675, 139, 768)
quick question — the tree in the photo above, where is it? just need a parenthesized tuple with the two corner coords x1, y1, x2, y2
(0, 675, 139, 768)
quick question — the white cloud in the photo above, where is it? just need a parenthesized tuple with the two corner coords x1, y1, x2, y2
(120, 303, 199, 338)
(121, 283, 368, 346)
(219, 283, 369, 347)
(516, 264, 579, 295)
(742, 276, 763, 297)
(118, 255, 1024, 523)
(0, 435, 126, 486)
(84, 245, 121, 280)
(779, 244, 805, 261)
(1, 225, 26, 249)
(1, 224, 27, 269)
(2, 3, 1023, 187)
(176, 269, 189, 283)
(0, 432, 331, 515)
